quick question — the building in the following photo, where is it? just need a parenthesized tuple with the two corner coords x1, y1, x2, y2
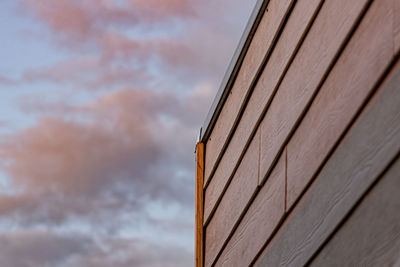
(195, 0, 400, 266)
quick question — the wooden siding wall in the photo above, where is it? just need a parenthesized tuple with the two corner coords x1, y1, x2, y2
(198, 0, 400, 266)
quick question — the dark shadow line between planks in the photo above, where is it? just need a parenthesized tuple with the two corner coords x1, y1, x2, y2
(207, 0, 333, 265)
(209, 0, 375, 263)
(203, 0, 272, 190)
(259, 0, 374, 187)
(305, 150, 400, 266)
(248, 0, 375, 264)
(206, 1, 302, 266)
(203, 0, 299, 228)
(303, 53, 400, 267)
(283, 40, 400, 232)
(251, 4, 400, 265)
(205, 0, 328, 228)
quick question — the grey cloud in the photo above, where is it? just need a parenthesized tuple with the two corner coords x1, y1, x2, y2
(0, 231, 192, 267)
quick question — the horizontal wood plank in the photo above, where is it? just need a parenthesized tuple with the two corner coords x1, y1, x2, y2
(204, 0, 294, 186)
(286, 0, 394, 209)
(204, 130, 260, 267)
(255, 57, 400, 266)
(259, 0, 370, 184)
(395, 0, 400, 53)
(215, 151, 285, 267)
(310, 157, 400, 266)
(203, 0, 323, 225)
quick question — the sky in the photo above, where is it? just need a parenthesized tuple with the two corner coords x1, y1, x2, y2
(0, 0, 257, 266)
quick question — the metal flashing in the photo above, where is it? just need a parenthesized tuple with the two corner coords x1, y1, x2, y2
(199, 0, 269, 142)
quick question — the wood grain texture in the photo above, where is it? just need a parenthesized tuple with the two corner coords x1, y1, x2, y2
(204, 0, 294, 187)
(195, 142, 204, 267)
(204, 130, 260, 267)
(259, 0, 370, 184)
(204, 130, 260, 223)
(287, 0, 394, 210)
(255, 59, 400, 266)
(310, 158, 400, 266)
(202, 0, 323, 224)
(215, 151, 285, 267)
(395, 0, 400, 53)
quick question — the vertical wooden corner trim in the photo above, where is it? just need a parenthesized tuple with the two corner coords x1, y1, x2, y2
(195, 142, 205, 267)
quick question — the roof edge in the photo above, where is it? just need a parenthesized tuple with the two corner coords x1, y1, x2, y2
(199, 0, 269, 142)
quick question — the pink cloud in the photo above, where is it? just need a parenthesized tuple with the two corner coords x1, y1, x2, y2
(0, 88, 198, 227)
(0, 75, 17, 85)
(21, 56, 150, 89)
(127, 0, 194, 21)
(18, 0, 254, 85)
(22, 0, 97, 42)
(21, 0, 194, 44)
(2, 1, 258, 265)
(2, 90, 166, 196)
(22, 57, 99, 83)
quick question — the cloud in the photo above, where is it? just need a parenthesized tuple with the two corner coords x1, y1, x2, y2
(20, 0, 194, 47)
(69, 236, 193, 267)
(17, 0, 255, 88)
(126, 0, 195, 21)
(15, 23, 234, 90)
(0, 230, 192, 267)
(0, 74, 16, 85)
(2, 0, 258, 265)
(21, 56, 150, 90)
(0, 88, 200, 229)
(0, 230, 93, 267)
